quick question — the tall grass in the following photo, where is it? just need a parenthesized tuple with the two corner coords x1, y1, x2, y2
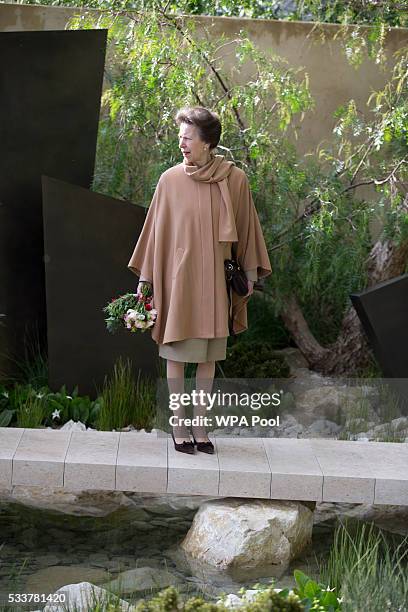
(320, 519, 408, 611)
(4, 383, 48, 428)
(0, 323, 48, 389)
(337, 379, 407, 441)
(376, 381, 405, 424)
(96, 357, 156, 431)
(14, 388, 48, 428)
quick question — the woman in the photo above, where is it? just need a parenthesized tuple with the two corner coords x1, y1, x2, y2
(128, 106, 272, 454)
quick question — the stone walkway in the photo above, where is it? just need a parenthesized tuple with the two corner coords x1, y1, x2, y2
(0, 428, 407, 505)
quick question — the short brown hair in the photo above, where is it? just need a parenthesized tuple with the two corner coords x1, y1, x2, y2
(175, 106, 221, 150)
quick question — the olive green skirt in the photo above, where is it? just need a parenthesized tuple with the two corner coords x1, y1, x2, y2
(158, 337, 228, 363)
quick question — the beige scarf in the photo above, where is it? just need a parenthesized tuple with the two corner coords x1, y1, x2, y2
(183, 151, 238, 242)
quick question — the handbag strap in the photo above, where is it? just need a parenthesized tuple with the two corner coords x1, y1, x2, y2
(226, 280, 234, 335)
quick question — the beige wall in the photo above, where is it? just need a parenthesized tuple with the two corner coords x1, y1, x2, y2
(0, 2, 76, 30)
(192, 16, 407, 155)
(1, 3, 407, 207)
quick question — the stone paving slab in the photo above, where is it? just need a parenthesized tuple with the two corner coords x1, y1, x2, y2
(0, 427, 25, 488)
(359, 441, 408, 506)
(1, 428, 407, 505)
(64, 431, 120, 491)
(116, 431, 167, 494)
(12, 428, 72, 488)
(167, 433, 219, 495)
(310, 439, 376, 503)
(263, 438, 323, 502)
(216, 437, 271, 498)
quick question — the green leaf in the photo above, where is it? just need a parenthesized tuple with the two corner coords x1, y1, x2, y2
(0, 409, 14, 427)
(294, 569, 310, 592)
(304, 580, 320, 599)
(321, 590, 340, 607)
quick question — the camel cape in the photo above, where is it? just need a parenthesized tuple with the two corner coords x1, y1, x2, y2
(128, 153, 272, 345)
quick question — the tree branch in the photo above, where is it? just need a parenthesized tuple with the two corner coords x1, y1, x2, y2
(275, 158, 408, 243)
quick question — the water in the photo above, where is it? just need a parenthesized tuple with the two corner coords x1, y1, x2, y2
(0, 494, 407, 610)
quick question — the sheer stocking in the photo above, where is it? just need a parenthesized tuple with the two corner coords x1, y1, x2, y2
(166, 359, 190, 443)
(192, 360, 216, 442)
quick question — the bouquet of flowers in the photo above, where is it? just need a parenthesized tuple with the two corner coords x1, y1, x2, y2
(103, 283, 157, 334)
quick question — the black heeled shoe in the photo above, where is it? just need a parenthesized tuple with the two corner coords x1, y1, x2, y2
(171, 431, 195, 454)
(192, 434, 215, 454)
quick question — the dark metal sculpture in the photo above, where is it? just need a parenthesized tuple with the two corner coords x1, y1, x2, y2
(0, 29, 107, 380)
(42, 176, 158, 398)
(350, 274, 408, 411)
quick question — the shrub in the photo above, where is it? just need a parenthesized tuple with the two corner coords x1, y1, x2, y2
(134, 585, 305, 612)
(240, 588, 304, 611)
(221, 341, 291, 378)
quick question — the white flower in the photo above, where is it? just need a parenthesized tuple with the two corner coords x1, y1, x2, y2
(124, 306, 156, 332)
(124, 309, 138, 322)
(36, 392, 45, 399)
(52, 409, 61, 420)
(2, 391, 9, 398)
(66, 395, 72, 400)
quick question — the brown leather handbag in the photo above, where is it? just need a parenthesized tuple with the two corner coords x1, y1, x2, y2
(224, 258, 249, 336)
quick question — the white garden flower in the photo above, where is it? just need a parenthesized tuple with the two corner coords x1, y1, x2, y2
(52, 409, 61, 420)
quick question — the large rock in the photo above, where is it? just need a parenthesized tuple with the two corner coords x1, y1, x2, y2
(292, 384, 379, 426)
(102, 567, 180, 595)
(314, 501, 408, 537)
(306, 418, 342, 437)
(217, 587, 294, 609)
(0, 485, 214, 517)
(25, 566, 111, 595)
(181, 498, 313, 570)
(0, 485, 131, 516)
(29, 581, 133, 612)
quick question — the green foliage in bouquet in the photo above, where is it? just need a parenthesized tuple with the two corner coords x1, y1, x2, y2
(103, 284, 156, 333)
(222, 341, 291, 378)
(103, 292, 139, 333)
